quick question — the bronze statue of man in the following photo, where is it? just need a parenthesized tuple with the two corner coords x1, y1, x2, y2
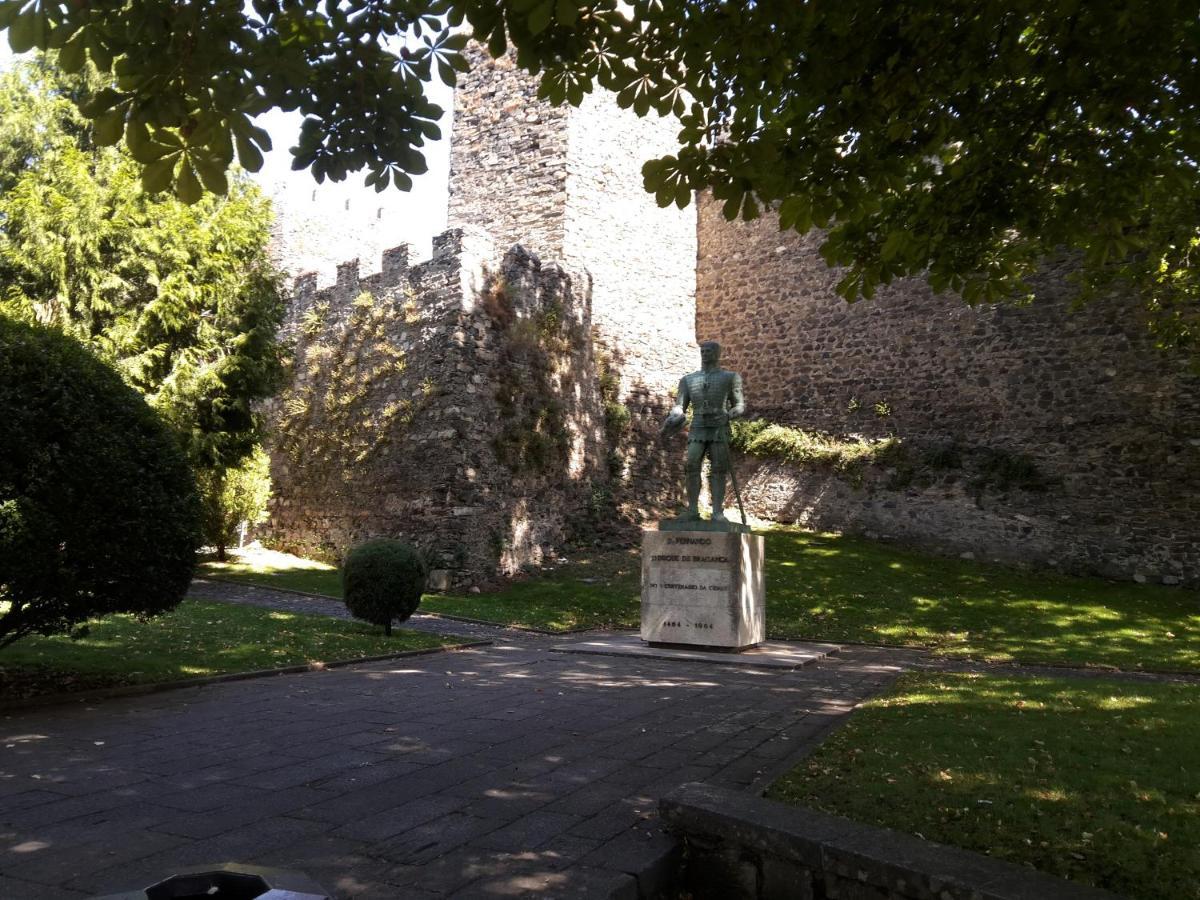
(661, 340, 746, 524)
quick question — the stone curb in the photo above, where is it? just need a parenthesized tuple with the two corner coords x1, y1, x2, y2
(417, 609, 630, 636)
(660, 782, 1125, 900)
(0, 640, 492, 714)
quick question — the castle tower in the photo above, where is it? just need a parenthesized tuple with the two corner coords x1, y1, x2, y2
(448, 46, 698, 415)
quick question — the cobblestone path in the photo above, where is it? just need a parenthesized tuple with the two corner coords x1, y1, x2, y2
(0, 583, 920, 899)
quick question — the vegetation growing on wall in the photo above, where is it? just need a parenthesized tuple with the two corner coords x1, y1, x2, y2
(276, 290, 433, 478)
(491, 279, 582, 475)
(595, 343, 630, 476)
(731, 419, 1048, 495)
(731, 419, 898, 474)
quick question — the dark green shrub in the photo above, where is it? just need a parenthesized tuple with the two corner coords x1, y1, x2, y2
(0, 316, 201, 649)
(342, 539, 427, 634)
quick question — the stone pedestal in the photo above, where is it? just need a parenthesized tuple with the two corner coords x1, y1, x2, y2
(641, 530, 765, 650)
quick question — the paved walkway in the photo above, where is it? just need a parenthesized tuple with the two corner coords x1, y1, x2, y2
(0, 583, 921, 899)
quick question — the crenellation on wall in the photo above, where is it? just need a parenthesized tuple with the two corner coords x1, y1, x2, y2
(264, 226, 613, 584)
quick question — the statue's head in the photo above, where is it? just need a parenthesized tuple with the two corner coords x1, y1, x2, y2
(700, 340, 721, 368)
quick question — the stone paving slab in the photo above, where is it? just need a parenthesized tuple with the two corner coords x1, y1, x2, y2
(0, 584, 919, 899)
(549, 635, 841, 670)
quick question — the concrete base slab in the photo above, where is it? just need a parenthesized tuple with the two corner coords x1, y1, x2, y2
(549, 634, 841, 670)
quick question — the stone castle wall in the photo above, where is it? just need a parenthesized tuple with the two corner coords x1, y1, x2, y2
(448, 46, 697, 516)
(265, 49, 1200, 588)
(446, 47, 570, 266)
(263, 228, 610, 585)
(266, 176, 442, 289)
(696, 191, 1200, 585)
(562, 91, 697, 511)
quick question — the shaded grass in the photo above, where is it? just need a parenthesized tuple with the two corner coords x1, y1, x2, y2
(0, 598, 458, 701)
(768, 672, 1200, 900)
(199, 528, 1200, 671)
(764, 529, 1200, 671)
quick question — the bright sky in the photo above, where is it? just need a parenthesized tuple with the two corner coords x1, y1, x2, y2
(0, 43, 454, 265)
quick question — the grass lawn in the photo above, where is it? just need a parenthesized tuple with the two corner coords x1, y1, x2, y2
(200, 529, 1200, 671)
(0, 598, 461, 702)
(764, 529, 1200, 672)
(201, 545, 641, 632)
(767, 672, 1200, 900)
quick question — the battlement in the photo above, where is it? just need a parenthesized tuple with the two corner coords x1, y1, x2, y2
(264, 221, 606, 585)
(290, 226, 462, 297)
(285, 224, 584, 340)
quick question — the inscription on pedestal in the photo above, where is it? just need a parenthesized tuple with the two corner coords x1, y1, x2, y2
(641, 530, 765, 650)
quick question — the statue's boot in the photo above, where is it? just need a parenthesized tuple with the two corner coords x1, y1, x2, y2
(710, 472, 728, 522)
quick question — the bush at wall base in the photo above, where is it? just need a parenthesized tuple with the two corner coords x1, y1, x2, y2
(342, 539, 427, 635)
(0, 316, 201, 650)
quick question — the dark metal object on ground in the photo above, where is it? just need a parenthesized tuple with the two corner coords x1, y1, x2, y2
(89, 863, 330, 900)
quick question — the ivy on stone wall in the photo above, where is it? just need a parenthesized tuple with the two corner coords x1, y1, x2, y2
(276, 290, 433, 478)
(491, 280, 583, 475)
(731, 419, 897, 474)
(595, 343, 630, 477)
(731, 419, 1048, 495)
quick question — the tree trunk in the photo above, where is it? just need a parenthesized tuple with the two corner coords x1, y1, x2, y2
(216, 541, 227, 562)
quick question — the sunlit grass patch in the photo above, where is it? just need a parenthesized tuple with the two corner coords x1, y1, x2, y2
(200, 544, 643, 632)
(768, 672, 1200, 900)
(201, 545, 342, 597)
(763, 528, 1200, 671)
(421, 547, 642, 631)
(198, 529, 1200, 671)
(0, 599, 459, 702)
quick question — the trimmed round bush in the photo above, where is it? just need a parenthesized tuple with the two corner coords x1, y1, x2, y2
(0, 316, 201, 649)
(342, 539, 427, 634)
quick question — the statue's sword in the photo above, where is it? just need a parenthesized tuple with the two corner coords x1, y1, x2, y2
(725, 421, 749, 527)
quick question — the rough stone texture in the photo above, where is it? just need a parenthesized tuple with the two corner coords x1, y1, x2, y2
(446, 48, 571, 264)
(697, 191, 1200, 586)
(264, 46, 1200, 587)
(262, 227, 609, 583)
(449, 44, 697, 516)
(661, 783, 1124, 900)
(267, 177, 440, 291)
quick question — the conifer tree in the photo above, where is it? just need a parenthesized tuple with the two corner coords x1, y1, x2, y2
(0, 58, 285, 541)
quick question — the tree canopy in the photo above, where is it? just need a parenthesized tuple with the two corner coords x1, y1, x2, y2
(2, 2, 1198, 352)
(0, 58, 286, 472)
